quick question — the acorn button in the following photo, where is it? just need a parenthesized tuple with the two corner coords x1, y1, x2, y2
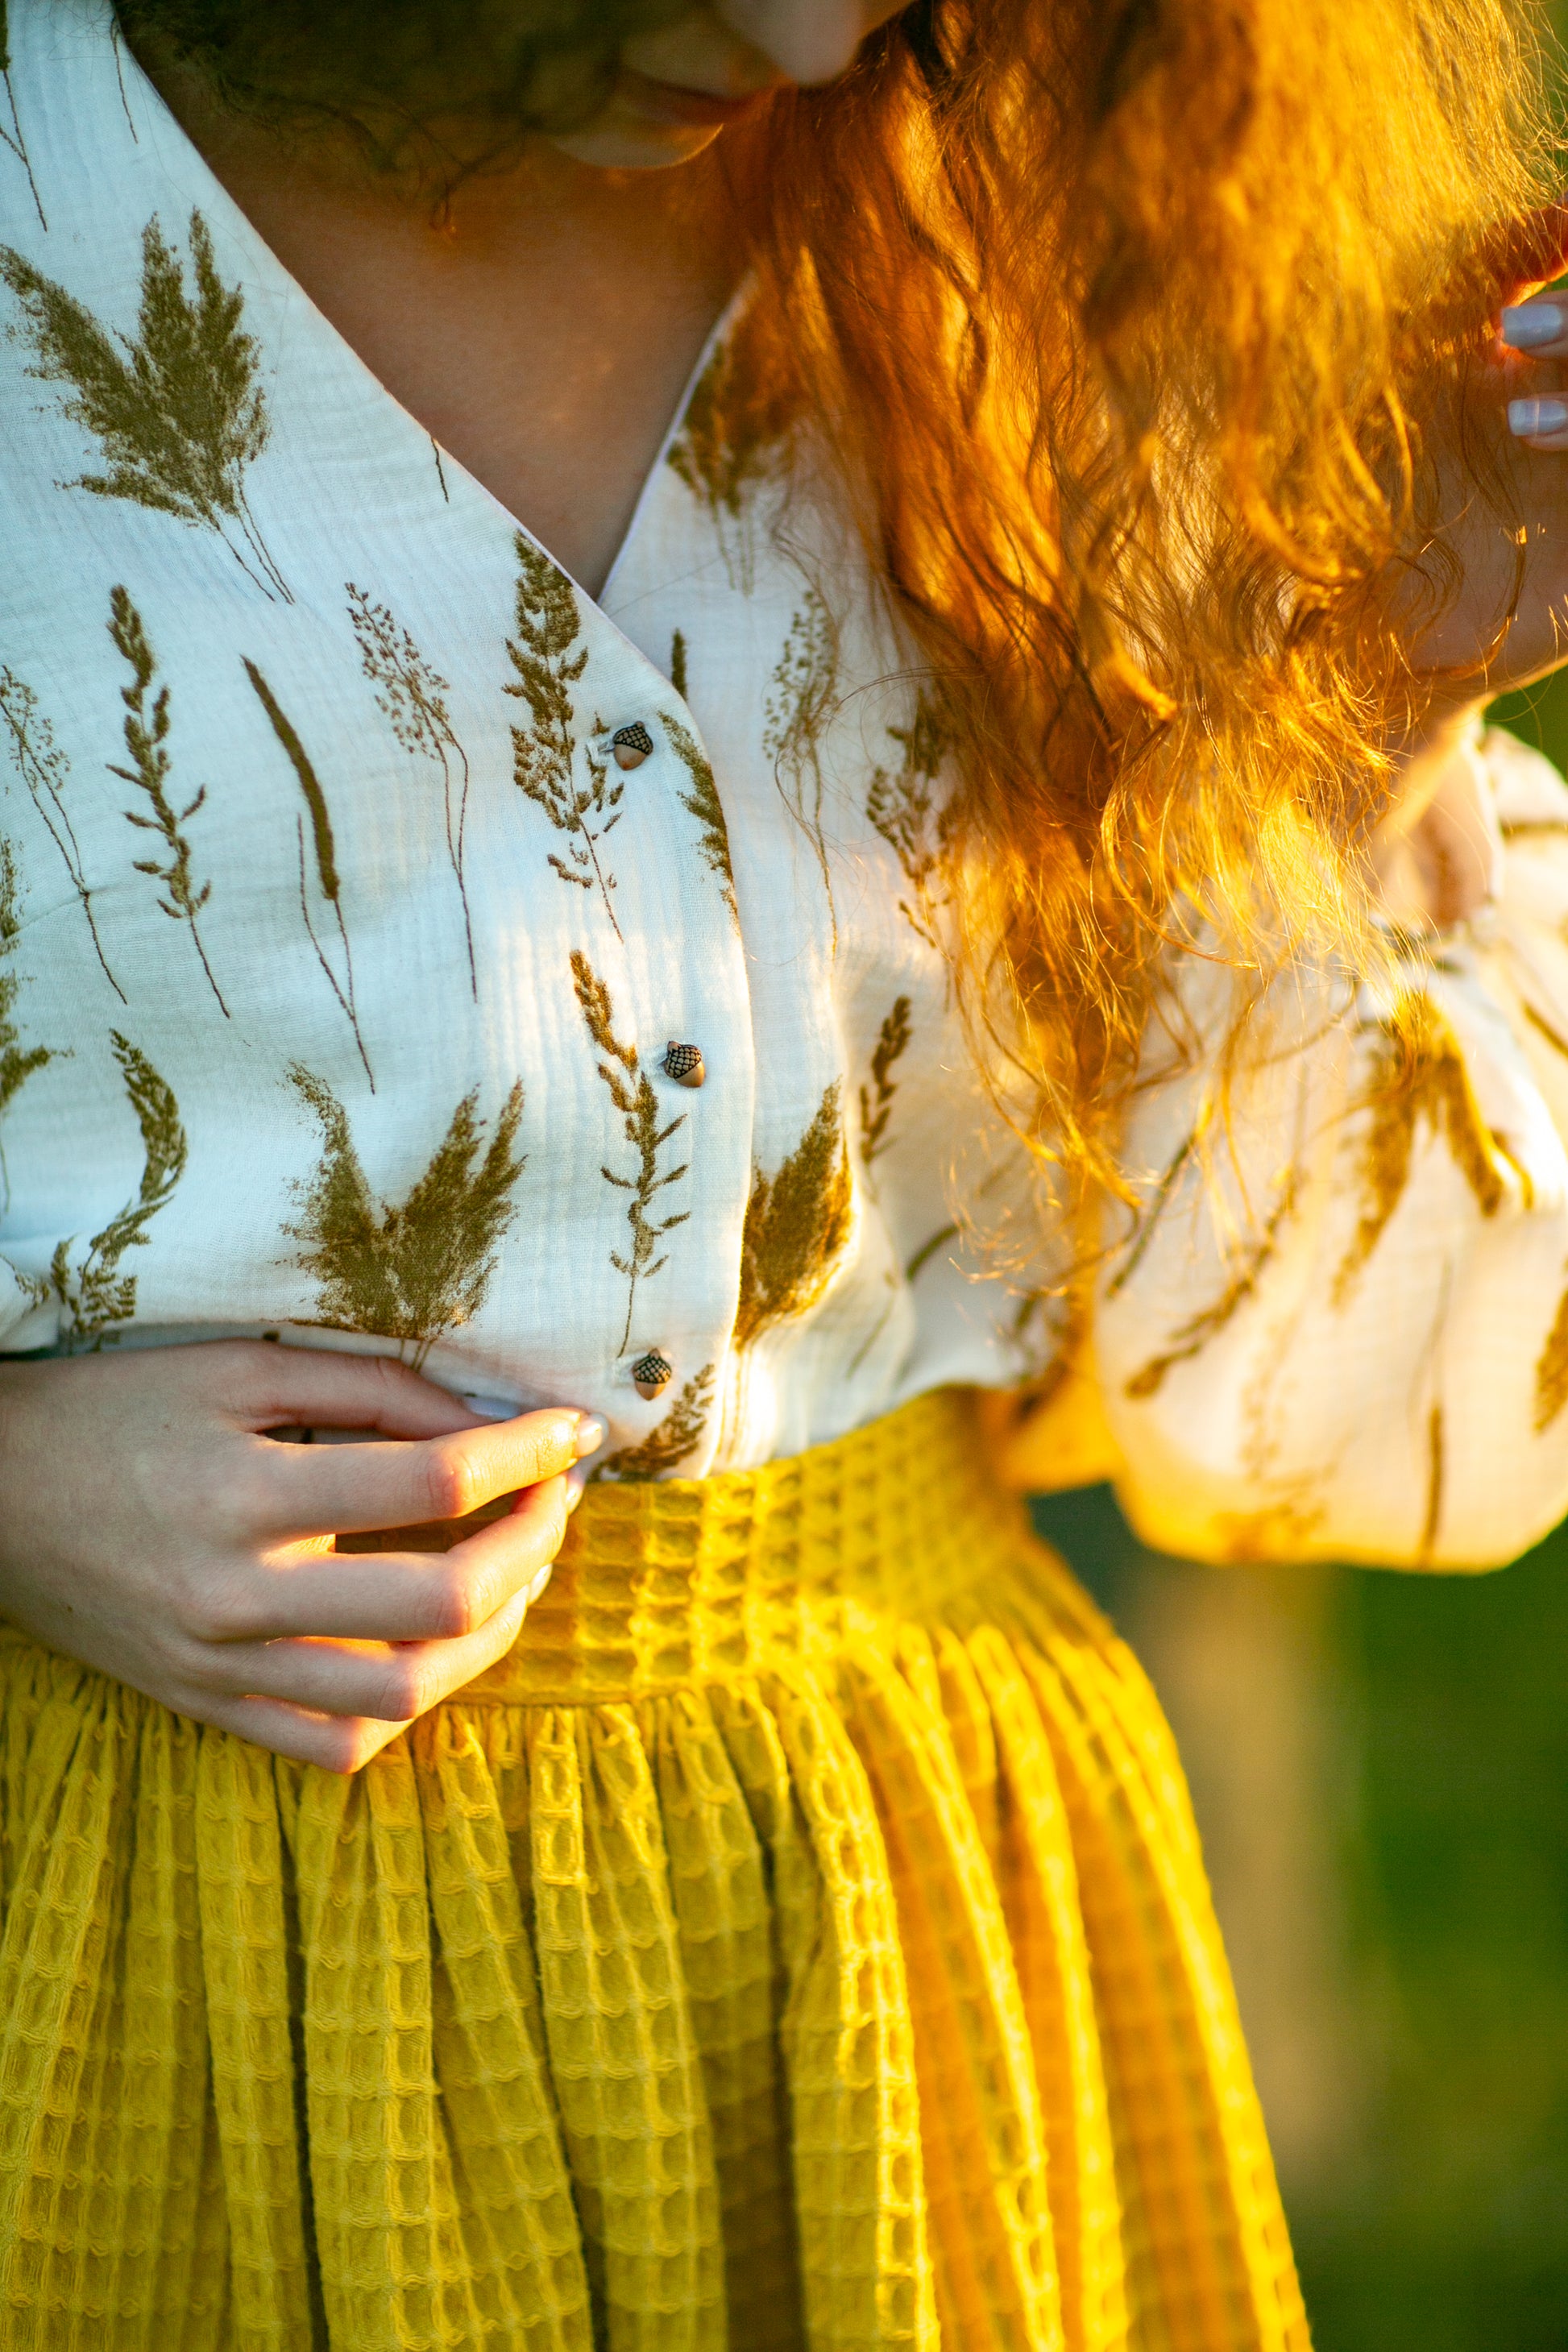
(612, 721, 653, 770)
(632, 1350, 674, 1400)
(663, 1041, 705, 1088)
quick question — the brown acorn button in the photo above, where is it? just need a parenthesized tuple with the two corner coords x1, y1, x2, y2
(611, 721, 653, 771)
(662, 1040, 705, 1088)
(632, 1349, 674, 1400)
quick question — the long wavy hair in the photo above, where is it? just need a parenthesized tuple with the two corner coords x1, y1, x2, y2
(707, 0, 1558, 1222)
(121, 0, 1560, 1227)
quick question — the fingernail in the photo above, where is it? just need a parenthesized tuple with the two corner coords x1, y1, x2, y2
(572, 1413, 608, 1460)
(1508, 396, 1568, 436)
(1502, 301, 1568, 351)
(526, 1561, 555, 1604)
(563, 1463, 588, 1512)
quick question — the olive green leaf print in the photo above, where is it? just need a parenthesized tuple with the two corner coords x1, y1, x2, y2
(905, 1221, 958, 1284)
(0, 212, 288, 599)
(859, 994, 912, 1168)
(285, 1067, 525, 1368)
(0, 835, 53, 1209)
(865, 689, 955, 951)
(599, 1362, 716, 1481)
(16, 1032, 187, 1351)
(570, 949, 691, 1353)
(1334, 991, 1509, 1306)
(0, 1, 45, 231)
(734, 1085, 852, 1348)
(763, 591, 839, 931)
(0, 665, 123, 998)
(658, 710, 736, 927)
(243, 659, 375, 1090)
(669, 628, 689, 701)
(347, 583, 475, 995)
(107, 587, 229, 1017)
(506, 535, 624, 937)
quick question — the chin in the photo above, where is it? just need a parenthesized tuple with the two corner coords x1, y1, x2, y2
(545, 114, 725, 172)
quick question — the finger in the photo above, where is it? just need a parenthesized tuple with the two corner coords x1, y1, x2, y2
(169, 1685, 413, 1773)
(1500, 297, 1568, 362)
(1508, 396, 1568, 451)
(214, 1339, 492, 1441)
(201, 1586, 535, 1722)
(225, 1477, 571, 1641)
(250, 1406, 605, 1540)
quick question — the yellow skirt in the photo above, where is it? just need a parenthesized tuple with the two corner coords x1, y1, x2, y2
(0, 1388, 1309, 2352)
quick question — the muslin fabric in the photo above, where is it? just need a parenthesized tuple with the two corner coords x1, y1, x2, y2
(0, 1390, 1308, 2352)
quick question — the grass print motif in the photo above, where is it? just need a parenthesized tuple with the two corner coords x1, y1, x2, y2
(571, 948, 690, 1354)
(347, 583, 476, 994)
(243, 658, 374, 1089)
(763, 591, 840, 940)
(0, 211, 288, 599)
(859, 994, 912, 1169)
(0, 0, 45, 230)
(14, 1031, 186, 1351)
(0, 834, 53, 1209)
(1335, 991, 1510, 1307)
(108, 586, 228, 1016)
(286, 1067, 525, 1369)
(658, 707, 736, 928)
(734, 1085, 852, 1349)
(865, 690, 956, 952)
(506, 535, 624, 937)
(0, 665, 122, 998)
(599, 1361, 716, 1481)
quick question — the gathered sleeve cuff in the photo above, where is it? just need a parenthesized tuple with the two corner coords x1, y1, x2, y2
(1018, 728, 1568, 1570)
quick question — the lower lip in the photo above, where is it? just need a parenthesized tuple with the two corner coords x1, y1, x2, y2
(613, 69, 772, 130)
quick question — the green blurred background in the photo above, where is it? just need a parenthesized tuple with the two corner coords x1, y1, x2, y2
(1030, 687, 1568, 2333)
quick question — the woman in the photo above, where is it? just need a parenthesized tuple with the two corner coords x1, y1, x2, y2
(2, 0, 1568, 2342)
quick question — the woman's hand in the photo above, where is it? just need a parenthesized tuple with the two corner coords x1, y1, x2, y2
(0, 1341, 604, 1772)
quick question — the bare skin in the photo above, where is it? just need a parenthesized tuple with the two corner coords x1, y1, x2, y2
(3, 0, 1567, 1770)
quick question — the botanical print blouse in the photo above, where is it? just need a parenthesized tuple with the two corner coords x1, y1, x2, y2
(8, 0, 1568, 1566)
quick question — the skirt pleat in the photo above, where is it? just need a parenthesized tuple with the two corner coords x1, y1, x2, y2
(0, 1389, 1310, 2352)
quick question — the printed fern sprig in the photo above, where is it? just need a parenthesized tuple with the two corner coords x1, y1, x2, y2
(1334, 990, 1508, 1306)
(571, 948, 690, 1352)
(658, 708, 736, 927)
(107, 586, 228, 1016)
(0, 664, 122, 998)
(734, 1085, 852, 1347)
(347, 582, 476, 993)
(859, 995, 912, 1168)
(0, 1, 45, 230)
(763, 591, 840, 936)
(0, 834, 54, 1209)
(599, 1362, 716, 1482)
(865, 689, 955, 951)
(15, 1031, 187, 1351)
(244, 658, 374, 1089)
(0, 211, 288, 599)
(506, 536, 624, 935)
(286, 1067, 525, 1369)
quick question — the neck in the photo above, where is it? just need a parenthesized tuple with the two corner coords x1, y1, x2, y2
(128, 42, 745, 591)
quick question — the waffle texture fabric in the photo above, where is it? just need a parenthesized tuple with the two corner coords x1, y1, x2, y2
(0, 1389, 1309, 2352)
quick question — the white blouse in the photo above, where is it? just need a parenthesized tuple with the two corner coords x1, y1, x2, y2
(7, 0, 1568, 1565)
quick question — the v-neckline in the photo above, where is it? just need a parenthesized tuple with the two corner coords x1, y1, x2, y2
(105, 6, 739, 619)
